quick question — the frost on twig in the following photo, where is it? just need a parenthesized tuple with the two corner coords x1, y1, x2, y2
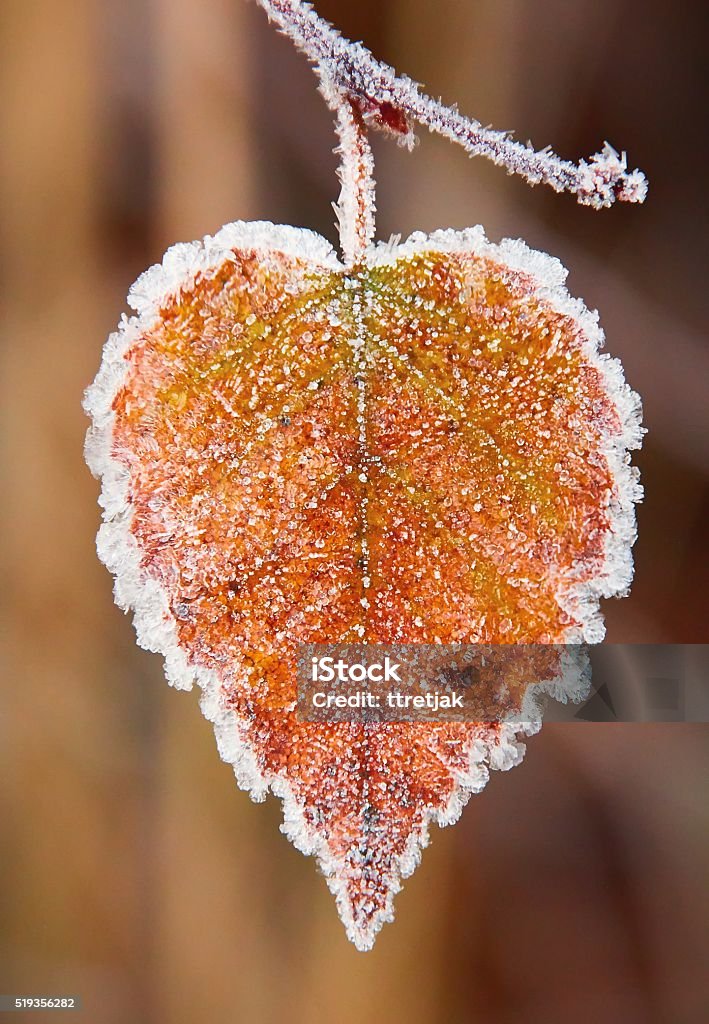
(255, 0, 648, 233)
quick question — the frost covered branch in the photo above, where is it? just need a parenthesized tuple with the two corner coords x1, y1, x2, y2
(254, 0, 648, 212)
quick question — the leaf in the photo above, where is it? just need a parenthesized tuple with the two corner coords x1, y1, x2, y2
(84, 221, 642, 949)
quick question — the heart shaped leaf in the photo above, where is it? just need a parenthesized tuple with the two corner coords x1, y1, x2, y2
(84, 221, 642, 949)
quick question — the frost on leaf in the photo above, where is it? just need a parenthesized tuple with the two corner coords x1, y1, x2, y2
(84, 221, 642, 950)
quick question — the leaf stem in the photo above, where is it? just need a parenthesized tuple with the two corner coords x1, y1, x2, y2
(328, 88, 376, 267)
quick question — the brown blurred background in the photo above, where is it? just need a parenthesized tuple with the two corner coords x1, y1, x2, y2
(1, 1, 708, 1021)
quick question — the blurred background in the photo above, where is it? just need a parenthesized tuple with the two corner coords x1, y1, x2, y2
(1, 1, 708, 1021)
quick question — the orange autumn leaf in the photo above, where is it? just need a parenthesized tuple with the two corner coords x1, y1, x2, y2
(84, 221, 642, 949)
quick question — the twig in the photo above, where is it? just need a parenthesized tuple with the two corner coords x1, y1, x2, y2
(254, 0, 648, 258)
